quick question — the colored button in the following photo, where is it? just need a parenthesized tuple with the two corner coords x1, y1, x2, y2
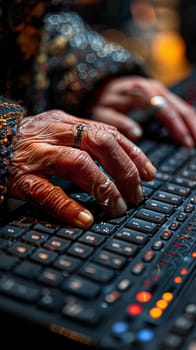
(162, 292, 173, 302)
(174, 276, 182, 284)
(156, 299, 168, 310)
(136, 291, 152, 303)
(180, 268, 188, 275)
(149, 307, 163, 319)
(137, 328, 154, 342)
(127, 303, 143, 316)
(112, 321, 129, 335)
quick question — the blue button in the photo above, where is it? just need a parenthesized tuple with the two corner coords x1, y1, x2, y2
(112, 322, 129, 334)
(137, 329, 154, 342)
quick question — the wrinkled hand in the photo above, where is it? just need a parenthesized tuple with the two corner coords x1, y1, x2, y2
(8, 110, 156, 229)
(89, 76, 196, 147)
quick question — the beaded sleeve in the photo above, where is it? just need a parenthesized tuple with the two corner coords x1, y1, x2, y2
(27, 11, 148, 116)
(0, 97, 24, 205)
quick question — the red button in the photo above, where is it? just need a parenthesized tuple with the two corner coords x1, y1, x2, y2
(127, 303, 143, 316)
(136, 291, 152, 303)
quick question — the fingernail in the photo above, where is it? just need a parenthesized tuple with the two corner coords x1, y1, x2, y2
(75, 210, 94, 228)
(133, 128, 143, 138)
(135, 184, 144, 203)
(145, 161, 157, 178)
(115, 197, 127, 216)
(183, 135, 194, 148)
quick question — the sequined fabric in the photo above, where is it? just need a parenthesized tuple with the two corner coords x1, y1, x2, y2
(29, 11, 147, 115)
(0, 97, 24, 205)
(0, 1, 147, 115)
(0, 0, 147, 204)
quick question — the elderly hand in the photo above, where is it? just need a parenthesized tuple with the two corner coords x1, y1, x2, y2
(8, 110, 156, 229)
(89, 76, 196, 147)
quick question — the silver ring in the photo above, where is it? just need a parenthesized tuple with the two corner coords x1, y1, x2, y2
(150, 96, 168, 110)
(74, 124, 87, 148)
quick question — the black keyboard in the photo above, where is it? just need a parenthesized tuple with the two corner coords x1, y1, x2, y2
(0, 139, 195, 350)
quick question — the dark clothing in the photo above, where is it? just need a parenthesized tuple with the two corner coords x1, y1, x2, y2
(0, 0, 147, 116)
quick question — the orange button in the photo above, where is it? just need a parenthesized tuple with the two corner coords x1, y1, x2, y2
(180, 268, 188, 275)
(149, 307, 163, 319)
(136, 291, 152, 303)
(174, 276, 182, 284)
(162, 292, 173, 302)
(156, 299, 168, 310)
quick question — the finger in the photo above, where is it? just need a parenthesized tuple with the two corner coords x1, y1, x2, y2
(18, 141, 143, 210)
(76, 128, 156, 201)
(111, 77, 196, 147)
(158, 91, 196, 146)
(16, 119, 156, 184)
(18, 111, 117, 148)
(115, 133, 157, 181)
(10, 143, 130, 217)
(29, 109, 116, 131)
(90, 106, 143, 141)
(157, 106, 195, 147)
(9, 173, 94, 229)
(137, 80, 196, 147)
(77, 126, 156, 181)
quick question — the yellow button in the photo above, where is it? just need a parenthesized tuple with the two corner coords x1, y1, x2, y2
(162, 292, 173, 302)
(149, 307, 163, 319)
(156, 299, 168, 310)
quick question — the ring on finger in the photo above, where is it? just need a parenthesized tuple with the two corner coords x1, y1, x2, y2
(74, 124, 87, 149)
(150, 95, 168, 110)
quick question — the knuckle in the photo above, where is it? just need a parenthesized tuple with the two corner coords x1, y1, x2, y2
(93, 129, 115, 151)
(95, 177, 115, 198)
(122, 163, 139, 182)
(69, 149, 92, 171)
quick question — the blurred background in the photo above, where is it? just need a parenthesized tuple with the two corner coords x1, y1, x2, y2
(57, 0, 194, 87)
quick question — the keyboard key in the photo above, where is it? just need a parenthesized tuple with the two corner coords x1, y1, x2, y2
(22, 231, 49, 246)
(131, 262, 145, 275)
(161, 333, 183, 350)
(62, 298, 102, 324)
(67, 243, 94, 259)
(145, 199, 174, 215)
(171, 316, 194, 335)
(91, 222, 116, 235)
(78, 232, 105, 246)
(56, 227, 83, 240)
(33, 222, 59, 234)
(0, 275, 40, 302)
(0, 225, 25, 238)
(43, 237, 70, 252)
(31, 248, 58, 265)
(0, 253, 19, 271)
(162, 183, 190, 197)
(135, 208, 166, 224)
(152, 191, 183, 205)
(14, 261, 42, 279)
(93, 250, 126, 270)
(115, 228, 148, 245)
(54, 255, 81, 273)
(7, 242, 34, 258)
(62, 276, 101, 299)
(79, 262, 114, 283)
(37, 267, 63, 286)
(126, 218, 158, 235)
(38, 289, 65, 312)
(172, 176, 196, 189)
(104, 239, 138, 257)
